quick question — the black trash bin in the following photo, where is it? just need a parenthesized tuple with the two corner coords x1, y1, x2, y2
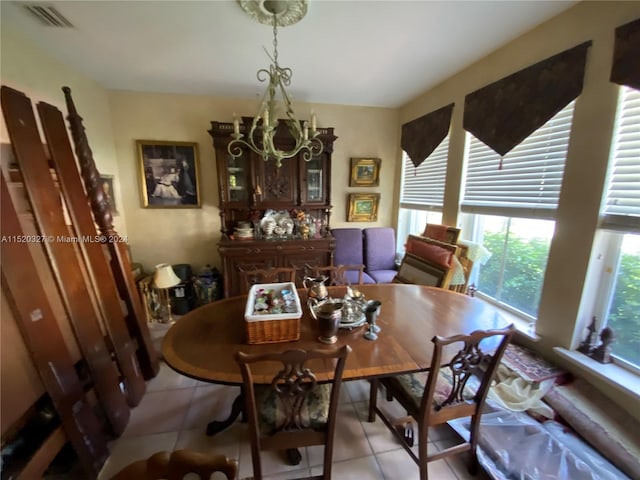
(170, 264, 197, 315)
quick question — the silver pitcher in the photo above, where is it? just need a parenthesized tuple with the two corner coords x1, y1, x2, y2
(308, 297, 343, 344)
(303, 275, 329, 301)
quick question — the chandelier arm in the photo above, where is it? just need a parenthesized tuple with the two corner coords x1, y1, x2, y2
(257, 67, 271, 83)
(228, 138, 246, 159)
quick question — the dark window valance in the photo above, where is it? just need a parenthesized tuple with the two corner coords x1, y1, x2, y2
(463, 41, 591, 157)
(401, 103, 453, 169)
(610, 18, 640, 91)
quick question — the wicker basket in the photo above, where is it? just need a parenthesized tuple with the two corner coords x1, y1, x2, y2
(244, 282, 302, 344)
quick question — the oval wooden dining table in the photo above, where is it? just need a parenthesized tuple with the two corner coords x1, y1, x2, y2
(162, 283, 510, 436)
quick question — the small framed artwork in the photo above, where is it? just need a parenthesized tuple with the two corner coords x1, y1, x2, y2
(99, 174, 118, 216)
(395, 253, 450, 287)
(347, 193, 380, 222)
(349, 157, 381, 187)
(136, 140, 201, 208)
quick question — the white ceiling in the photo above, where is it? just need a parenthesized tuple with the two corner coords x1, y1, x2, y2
(1, 0, 577, 108)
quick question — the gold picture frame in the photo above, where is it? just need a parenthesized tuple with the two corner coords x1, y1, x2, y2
(137, 140, 201, 208)
(347, 193, 380, 222)
(349, 157, 381, 187)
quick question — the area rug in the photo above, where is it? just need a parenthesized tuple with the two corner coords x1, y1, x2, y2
(501, 344, 565, 383)
(544, 378, 640, 479)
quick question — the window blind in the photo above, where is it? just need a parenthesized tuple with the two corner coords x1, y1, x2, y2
(602, 86, 640, 232)
(461, 101, 574, 219)
(400, 135, 449, 211)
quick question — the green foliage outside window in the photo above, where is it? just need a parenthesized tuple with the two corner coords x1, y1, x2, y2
(477, 230, 551, 317)
(478, 229, 640, 367)
(608, 252, 640, 367)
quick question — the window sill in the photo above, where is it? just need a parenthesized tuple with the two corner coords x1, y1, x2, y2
(554, 347, 640, 399)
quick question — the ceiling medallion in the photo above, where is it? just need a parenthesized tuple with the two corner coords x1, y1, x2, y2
(238, 0, 308, 27)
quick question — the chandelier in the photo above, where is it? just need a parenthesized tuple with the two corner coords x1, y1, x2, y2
(230, 0, 322, 168)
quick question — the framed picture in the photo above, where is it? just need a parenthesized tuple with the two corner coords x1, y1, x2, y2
(99, 174, 118, 216)
(347, 193, 380, 222)
(136, 140, 201, 208)
(349, 157, 381, 187)
(395, 253, 451, 287)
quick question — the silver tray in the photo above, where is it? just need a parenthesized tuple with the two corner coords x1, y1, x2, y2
(339, 313, 367, 330)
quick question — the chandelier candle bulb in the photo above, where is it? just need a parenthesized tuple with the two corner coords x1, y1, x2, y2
(233, 114, 239, 135)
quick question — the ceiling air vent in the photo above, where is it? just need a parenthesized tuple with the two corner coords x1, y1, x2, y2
(22, 4, 74, 28)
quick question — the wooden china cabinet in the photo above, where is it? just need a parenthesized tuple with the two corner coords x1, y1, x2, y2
(209, 118, 338, 297)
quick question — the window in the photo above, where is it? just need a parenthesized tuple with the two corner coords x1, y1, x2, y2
(396, 208, 443, 256)
(397, 137, 448, 254)
(461, 102, 574, 319)
(593, 86, 640, 370)
(460, 213, 555, 319)
(400, 136, 449, 211)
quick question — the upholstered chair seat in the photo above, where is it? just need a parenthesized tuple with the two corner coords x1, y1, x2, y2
(255, 383, 331, 434)
(387, 370, 476, 413)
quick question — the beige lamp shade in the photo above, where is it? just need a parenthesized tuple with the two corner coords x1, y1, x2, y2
(154, 263, 181, 289)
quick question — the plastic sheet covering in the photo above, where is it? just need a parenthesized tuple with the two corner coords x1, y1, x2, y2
(449, 405, 629, 480)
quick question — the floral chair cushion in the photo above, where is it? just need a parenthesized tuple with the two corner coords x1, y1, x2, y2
(395, 369, 476, 412)
(255, 383, 331, 434)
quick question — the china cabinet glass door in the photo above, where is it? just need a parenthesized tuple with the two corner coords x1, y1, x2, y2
(302, 155, 326, 205)
(226, 152, 250, 204)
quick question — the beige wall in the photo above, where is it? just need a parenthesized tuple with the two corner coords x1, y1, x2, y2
(108, 92, 398, 272)
(0, 25, 127, 235)
(400, 1, 640, 416)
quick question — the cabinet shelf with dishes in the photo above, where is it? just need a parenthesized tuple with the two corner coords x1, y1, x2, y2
(209, 118, 338, 297)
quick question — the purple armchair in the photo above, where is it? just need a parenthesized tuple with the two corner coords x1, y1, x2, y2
(331, 228, 376, 284)
(363, 227, 398, 283)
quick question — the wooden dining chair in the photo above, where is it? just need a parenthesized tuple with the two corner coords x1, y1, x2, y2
(110, 449, 238, 479)
(311, 264, 365, 285)
(235, 345, 351, 480)
(368, 325, 515, 480)
(238, 266, 297, 294)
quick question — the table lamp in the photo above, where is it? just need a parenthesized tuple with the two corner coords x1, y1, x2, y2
(153, 263, 181, 324)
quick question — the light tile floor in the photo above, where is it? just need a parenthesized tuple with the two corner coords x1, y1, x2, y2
(96, 325, 491, 480)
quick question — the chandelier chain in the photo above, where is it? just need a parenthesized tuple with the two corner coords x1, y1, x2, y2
(272, 14, 279, 66)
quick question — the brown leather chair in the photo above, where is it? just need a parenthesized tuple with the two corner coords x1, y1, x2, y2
(311, 264, 365, 285)
(110, 449, 238, 480)
(235, 346, 351, 480)
(238, 266, 297, 294)
(368, 325, 515, 480)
